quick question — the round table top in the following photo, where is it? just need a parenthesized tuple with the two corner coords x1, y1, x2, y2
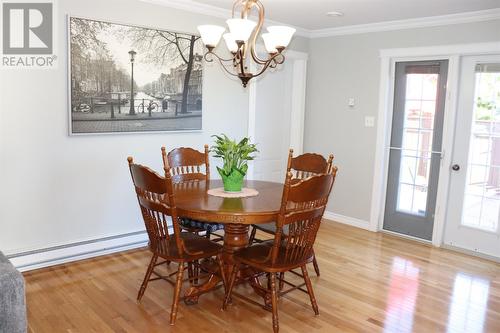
(174, 179, 283, 225)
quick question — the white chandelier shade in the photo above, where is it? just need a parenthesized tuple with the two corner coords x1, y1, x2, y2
(223, 33, 239, 53)
(226, 18, 257, 42)
(197, 25, 225, 48)
(261, 33, 278, 54)
(267, 26, 296, 48)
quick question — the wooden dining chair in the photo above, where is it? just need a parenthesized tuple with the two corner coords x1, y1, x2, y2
(128, 156, 224, 325)
(162, 145, 224, 242)
(222, 168, 338, 333)
(249, 149, 334, 276)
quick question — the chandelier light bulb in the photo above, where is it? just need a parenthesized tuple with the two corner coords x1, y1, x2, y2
(197, 25, 225, 48)
(226, 18, 257, 42)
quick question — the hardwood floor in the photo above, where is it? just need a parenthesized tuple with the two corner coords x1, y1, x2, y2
(24, 221, 500, 333)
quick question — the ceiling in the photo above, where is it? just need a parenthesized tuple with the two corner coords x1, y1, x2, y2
(191, 0, 500, 30)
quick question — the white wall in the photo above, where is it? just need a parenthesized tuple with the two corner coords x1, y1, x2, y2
(305, 19, 500, 224)
(0, 0, 307, 258)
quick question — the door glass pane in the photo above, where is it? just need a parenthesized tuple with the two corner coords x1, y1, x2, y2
(396, 73, 439, 215)
(404, 101, 421, 129)
(400, 156, 417, 184)
(461, 64, 500, 232)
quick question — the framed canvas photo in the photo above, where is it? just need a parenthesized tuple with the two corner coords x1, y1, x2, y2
(68, 16, 203, 134)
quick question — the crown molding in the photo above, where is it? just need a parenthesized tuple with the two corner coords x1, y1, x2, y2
(141, 0, 231, 20)
(139, 2, 500, 39)
(379, 42, 500, 58)
(309, 8, 500, 38)
(139, 0, 311, 37)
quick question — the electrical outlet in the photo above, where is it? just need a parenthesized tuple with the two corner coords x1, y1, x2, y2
(348, 98, 355, 107)
(364, 116, 375, 127)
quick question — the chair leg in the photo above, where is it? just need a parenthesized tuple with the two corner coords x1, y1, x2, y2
(278, 272, 285, 291)
(206, 230, 212, 239)
(170, 261, 185, 325)
(270, 273, 279, 333)
(249, 226, 257, 244)
(187, 262, 194, 284)
(193, 259, 199, 285)
(216, 254, 227, 291)
(222, 264, 239, 310)
(301, 265, 319, 315)
(312, 254, 320, 277)
(137, 253, 158, 301)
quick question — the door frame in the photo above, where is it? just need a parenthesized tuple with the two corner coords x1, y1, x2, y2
(370, 42, 500, 246)
(247, 49, 308, 180)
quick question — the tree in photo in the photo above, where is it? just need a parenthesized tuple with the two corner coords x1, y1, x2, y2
(130, 28, 201, 114)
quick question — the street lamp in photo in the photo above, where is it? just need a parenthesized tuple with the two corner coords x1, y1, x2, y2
(128, 50, 137, 115)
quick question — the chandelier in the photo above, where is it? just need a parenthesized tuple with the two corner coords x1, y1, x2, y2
(197, 0, 296, 87)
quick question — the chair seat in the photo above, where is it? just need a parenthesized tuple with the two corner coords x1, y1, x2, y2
(153, 232, 222, 261)
(254, 222, 288, 235)
(180, 218, 225, 233)
(234, 240, 313, 272)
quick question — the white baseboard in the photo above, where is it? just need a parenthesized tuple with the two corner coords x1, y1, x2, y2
(323, 211, 373, 231)
(442, 244, 500, 263)
(7, 231, 149, 272)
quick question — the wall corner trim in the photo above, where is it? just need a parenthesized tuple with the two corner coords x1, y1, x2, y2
(323, 211, 374, 231)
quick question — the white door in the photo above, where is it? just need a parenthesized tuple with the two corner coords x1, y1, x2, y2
(248, 52, 307, 182)
(444, 55, 500, 258)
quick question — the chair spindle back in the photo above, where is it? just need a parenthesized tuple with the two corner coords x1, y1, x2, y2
(162, 145, 210, 184)
(271, 166, 338, 265)
(287, 149, 334, 180)
(128, 157, 184, 256)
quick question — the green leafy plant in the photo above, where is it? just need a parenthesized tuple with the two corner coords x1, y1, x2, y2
(211, 134, 258, 192)
(477, 97, 496, 111)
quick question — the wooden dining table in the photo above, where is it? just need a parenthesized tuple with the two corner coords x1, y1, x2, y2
(174, 179, 283, 305)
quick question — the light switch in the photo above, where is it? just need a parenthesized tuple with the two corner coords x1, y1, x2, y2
(348, 98, 355, 107)
(364, 116, 375, 127)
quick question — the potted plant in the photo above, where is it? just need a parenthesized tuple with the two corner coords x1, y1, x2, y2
(211, 134, 258, 192)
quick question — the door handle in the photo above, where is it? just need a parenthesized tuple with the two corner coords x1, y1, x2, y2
(451, 164, 460, 171)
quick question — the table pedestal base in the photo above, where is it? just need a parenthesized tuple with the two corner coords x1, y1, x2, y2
(183, 223, 269, 306)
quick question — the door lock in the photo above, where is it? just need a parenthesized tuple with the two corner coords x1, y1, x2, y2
(452, 164, 460, 171)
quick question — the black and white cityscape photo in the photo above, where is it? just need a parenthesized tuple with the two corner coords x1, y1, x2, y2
(69, 17, 203, 134)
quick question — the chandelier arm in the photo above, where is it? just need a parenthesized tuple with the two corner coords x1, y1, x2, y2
(252, 52, 286, 78)
(216, 57, 242, 78)
(248, 1, 269, 65)
(241, 0, 253, 18)
(204, 51, 237, 64)
(232, 0, 242, 17)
